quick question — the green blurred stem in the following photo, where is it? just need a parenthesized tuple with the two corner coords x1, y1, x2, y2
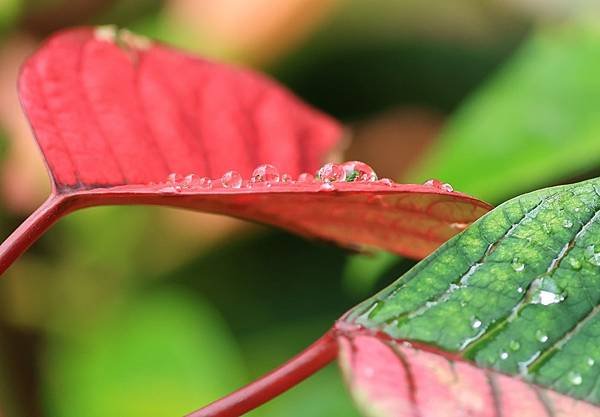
(186, 329, 338, 417)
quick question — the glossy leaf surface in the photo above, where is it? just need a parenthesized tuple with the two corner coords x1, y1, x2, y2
(343, 177, 600, 415)
(0, 26, 492, 273)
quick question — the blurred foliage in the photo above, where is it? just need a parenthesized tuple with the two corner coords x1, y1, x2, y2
(43, 290, 247, 417)
(408, 20, 600, 203)
(0, 1, 599, 417)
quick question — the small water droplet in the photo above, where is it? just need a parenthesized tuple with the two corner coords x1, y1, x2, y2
(251, 164, 280, 184)
(182, 173, 198, 188)
(341, 161, 378, 182)
(563, 219, 573, 229)
(472, 318, 482, 329)
(320, 182, 336, 191)
(575, 207, 581, 212)
(500, 351, 509, 360)
(159, 186, 180, 194)
(377, 178, 393, 186)
(509, 340, 521, 351)
(511, 258, 525, 272)
(517, 287, 524, 294)
(167, 172, 183, 184)
(221, 170, 243, 188)
(568, 371, 583, 386)
(588, 357, 595, 366)
(281, 174, 292, 183)
(198, 177, 212, 189)
(317, 163, 346, 183)
(297, 172, 315, 183)
(442, 183, 454, 192)
(569, 258, 582, 270)
(530, 277, 565, 305)
(536, 330, 549, 343)
(423, 178, 453, 192)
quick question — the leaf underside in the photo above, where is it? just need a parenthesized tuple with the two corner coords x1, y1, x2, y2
(15, 26, 491, 259)
(343, 177, 600, 414)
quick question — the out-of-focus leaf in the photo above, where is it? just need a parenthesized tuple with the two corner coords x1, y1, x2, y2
(408, 21, 600, 202)
(1, 25, 493, 275)
(43, 290, 247, 417)
(341, 177, 600, 416)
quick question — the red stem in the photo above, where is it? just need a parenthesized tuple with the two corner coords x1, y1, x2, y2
(0, 195, 69, 276)
(186, 329, 338, 417)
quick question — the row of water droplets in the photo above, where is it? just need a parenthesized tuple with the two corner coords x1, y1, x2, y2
(157, 161, 454, 193)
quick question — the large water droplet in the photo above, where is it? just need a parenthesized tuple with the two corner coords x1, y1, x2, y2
(297, 172, 315, 183)
(317, 163, 346, 183)
(536, 329, 549, 343)
(511, 258, 525, 272)
(221, 170, 243, 188)
(251, 164, 280, 184)
(568, 371, 583, 386)
(530, 277, 565, 305)
(341, 161, 378, 182)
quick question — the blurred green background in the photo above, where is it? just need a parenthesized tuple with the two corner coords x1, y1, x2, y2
(0, 1, 600, 416)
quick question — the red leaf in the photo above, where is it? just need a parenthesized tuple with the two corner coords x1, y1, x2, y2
(339, 331, 600, 417)
(0, 26, 491, 274)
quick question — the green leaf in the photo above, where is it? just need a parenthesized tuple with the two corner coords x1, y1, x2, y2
(407, 21, 600, 202)
(346, 176, 600, 405)
(42, 290, 247, 417)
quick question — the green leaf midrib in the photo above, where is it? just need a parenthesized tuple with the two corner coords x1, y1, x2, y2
(348, 178, 600, 404)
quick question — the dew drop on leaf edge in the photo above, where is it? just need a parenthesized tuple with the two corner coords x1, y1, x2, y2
(221, 170, 243, 188)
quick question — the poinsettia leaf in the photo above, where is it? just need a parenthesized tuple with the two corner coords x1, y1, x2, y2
(340, 177, 600, 416)
(0, 26, 491, 274)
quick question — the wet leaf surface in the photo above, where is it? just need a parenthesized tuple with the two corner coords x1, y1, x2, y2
(342, 177, 600, 415)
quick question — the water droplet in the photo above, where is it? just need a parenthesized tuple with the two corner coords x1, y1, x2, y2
(377, 178, 393, 186)
(569, 258, 582, 270)
(167, 172, 183, 184)
(530, 277, 565, 305)
(517, 287, 524, 294)
(563, 219, 573, 229)
(500, 351, 509, 360)
(251, 164, 280, 184)
(198, 177, 212, 189)
(472, 318, 482, 329)
(317, 163, 346, 183)
(159, 186, 180, 194)
(568, 371, 583, 386)
(221, 170, 243, 188)
(442, 183, 454, 192)
(320, 182, 335, 191)
(423, 178, 453, 192)
(511, 258, 525, 272)
(586, 245, 600, 266)
(588, 357, 595, 366)
(536, 329, 549, 343)
(509, 340, 521, 351)
(281, 174, 292, 183)
(341, 161, 378, 182)
(297, 172, 315, 183)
